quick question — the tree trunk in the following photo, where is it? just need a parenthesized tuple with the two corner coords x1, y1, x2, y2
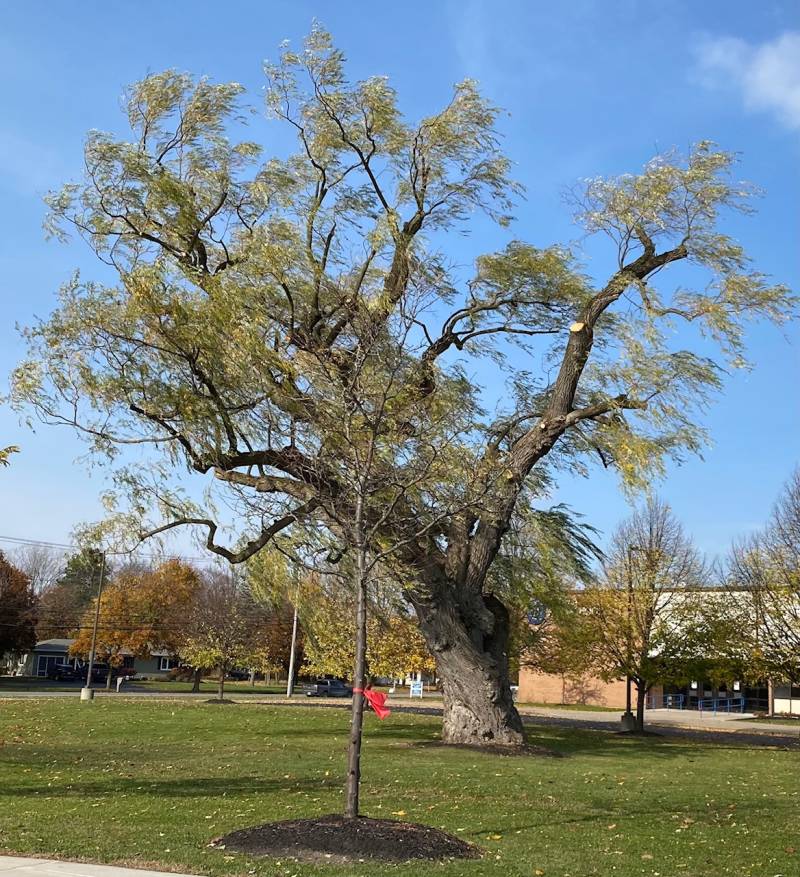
(635, 682, 647, 732)
(106, 667, 113, 690)
(414, 590, 524, 747)
(344, 556, 368, 819)
(218, 666, 225, 701)
(191, 667, 202, 693)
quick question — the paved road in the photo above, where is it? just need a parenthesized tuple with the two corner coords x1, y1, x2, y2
(2, 688, 798, 746)
(0, 858, 200, 877)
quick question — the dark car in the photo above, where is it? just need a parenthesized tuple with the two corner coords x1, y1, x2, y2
(305, 678, 353, 697)
(89, 664, 134, 682)
(46, 664, 84, 682)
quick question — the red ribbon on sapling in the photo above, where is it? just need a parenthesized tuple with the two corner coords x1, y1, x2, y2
(353, 685, 391, 720)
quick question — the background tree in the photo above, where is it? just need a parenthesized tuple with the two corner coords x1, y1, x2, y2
(70, 576, 135, 688)
(0, 445, 19, 467)
(12, 545, 65, 596)
(70, 559, 201, 687)
(180, 571, 264, 701)
(491, 502, 602, 683)
(369, 615, 436, 681)
(578, 499, 711, 731)
(302, 587, 435, 682)
(0, 552, 37, 661)
(245, 548, 304, 682)
(37, 548, 108, 639)
(13, 28, 794, 747)
(727, 469, 800, 689)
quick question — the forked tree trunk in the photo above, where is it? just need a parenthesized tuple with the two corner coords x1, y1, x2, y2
(414, 590, 524, 747)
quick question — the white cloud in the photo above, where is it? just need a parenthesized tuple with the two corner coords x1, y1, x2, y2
(695, 31, 800, 131)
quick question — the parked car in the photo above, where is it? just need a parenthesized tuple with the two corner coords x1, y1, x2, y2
(46, 665, 84, 682)
(89, 664, 136, 682)
(305, 678, 353, 697)
(226, 668, 249, 681)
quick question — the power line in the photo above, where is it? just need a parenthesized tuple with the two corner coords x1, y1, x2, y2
(0, 533, 227, 565)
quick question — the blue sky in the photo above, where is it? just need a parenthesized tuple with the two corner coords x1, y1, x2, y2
(0, 1, 797, 559)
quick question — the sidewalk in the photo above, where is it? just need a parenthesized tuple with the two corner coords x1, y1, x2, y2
(0, 859, 200, 877)
(517, 703, 800, 736)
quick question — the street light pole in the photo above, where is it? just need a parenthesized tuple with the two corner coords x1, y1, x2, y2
(80, 551, 106, 702)
(285, 576, 300, 698)
(620, 544, 639, 732)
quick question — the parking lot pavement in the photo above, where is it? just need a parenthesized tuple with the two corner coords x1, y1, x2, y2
(0, 858, 202, 877)
(2, 687, 798, 745)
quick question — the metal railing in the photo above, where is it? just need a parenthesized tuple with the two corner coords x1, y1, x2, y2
(697, 696, 745, 715)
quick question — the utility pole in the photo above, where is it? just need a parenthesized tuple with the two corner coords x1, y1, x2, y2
(80, 551, 106, 702)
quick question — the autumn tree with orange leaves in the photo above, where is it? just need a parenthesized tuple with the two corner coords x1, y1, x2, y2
(71, 559, 201, 687)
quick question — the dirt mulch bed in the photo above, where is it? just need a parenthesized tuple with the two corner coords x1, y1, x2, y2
(211, 815, 481, 863)
(204, 698, 237, 704)
(413, 740, 564, 758)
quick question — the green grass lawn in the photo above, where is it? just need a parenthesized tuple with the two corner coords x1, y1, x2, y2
(131, 680, 288, 695)
(517, 701, 619, 713)
(0, 677, 79, 692)
(0, 700, 797, 877)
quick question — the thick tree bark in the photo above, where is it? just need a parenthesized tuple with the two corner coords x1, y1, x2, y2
(635, 682, 647, 732)
(414, 590, 524, 746)
(191, 666, 202, 693)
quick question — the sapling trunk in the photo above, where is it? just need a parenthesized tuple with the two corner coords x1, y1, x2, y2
(344, 542, 368, 819)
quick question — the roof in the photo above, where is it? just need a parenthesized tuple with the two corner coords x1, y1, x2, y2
(33, 639, 171, 658)
(34, 639, 74, 651)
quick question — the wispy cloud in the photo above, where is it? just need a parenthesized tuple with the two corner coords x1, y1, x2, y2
(694, 31, 800, 132)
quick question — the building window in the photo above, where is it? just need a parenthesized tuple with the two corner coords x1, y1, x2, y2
(158, 657, 176, 671)
(122, 656, 135, 669)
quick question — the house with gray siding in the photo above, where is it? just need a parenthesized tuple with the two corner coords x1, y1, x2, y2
(15, 639, 178, 678)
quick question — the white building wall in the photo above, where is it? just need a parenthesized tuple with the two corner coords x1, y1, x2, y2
(773, 685, 799, 716)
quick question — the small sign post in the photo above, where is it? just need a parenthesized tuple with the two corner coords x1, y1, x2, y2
(409, 680, 424, 698)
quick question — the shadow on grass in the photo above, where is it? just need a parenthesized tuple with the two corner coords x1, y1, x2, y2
(473, 792, 800, 836)
(521, 724, 791, 759)
(0, 773, 337, 799)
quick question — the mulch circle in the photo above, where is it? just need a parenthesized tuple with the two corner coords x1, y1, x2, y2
(414, 740, 564, 758)
(211, 815, 481, 863)
(204, 698, 237, 704)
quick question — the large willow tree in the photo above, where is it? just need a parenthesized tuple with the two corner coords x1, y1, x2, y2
(14, 28, 793, 746)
